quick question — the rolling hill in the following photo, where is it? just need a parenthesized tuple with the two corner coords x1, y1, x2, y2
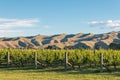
(0, 31, 120, 49)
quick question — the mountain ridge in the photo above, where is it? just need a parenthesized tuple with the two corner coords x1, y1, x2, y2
(0, 31, 120, 49)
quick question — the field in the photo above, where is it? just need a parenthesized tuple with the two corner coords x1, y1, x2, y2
(0, 49, 120, 80)
(0, 68, 120, 80)
(0, 49, 120, 72)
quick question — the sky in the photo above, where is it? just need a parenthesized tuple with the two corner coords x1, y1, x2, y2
(0, 0, 120, 37)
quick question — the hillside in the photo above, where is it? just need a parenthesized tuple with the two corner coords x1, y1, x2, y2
(0, 31, 120, 49)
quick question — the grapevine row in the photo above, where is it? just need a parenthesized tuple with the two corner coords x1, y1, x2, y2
(0, 49, 119, 72)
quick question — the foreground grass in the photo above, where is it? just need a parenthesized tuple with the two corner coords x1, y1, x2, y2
(0, 68, 119, 80)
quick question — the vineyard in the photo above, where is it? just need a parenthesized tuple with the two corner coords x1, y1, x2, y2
(0, 49, 120, 72)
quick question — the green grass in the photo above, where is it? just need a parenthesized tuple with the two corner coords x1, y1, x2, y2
(0, 68, 119, 80)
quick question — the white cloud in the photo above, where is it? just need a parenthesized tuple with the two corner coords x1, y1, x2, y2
(0, 18, 39, 29)
(0, 30, 22, 34)
(89, 20, 120, 29)
(0, 18, 40, 37)
(0, 18, 17, 22)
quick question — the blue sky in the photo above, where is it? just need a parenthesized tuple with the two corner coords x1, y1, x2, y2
(0, 0, 120, 37)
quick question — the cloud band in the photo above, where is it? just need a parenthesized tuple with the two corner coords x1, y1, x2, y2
(89, 20, 120, 28)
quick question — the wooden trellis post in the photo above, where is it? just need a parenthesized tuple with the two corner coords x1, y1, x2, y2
(100, 53, 103, 72)
(7, 52, 10, 68)
(64, 49, 68, 71)
(34, 52, 37, 69)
